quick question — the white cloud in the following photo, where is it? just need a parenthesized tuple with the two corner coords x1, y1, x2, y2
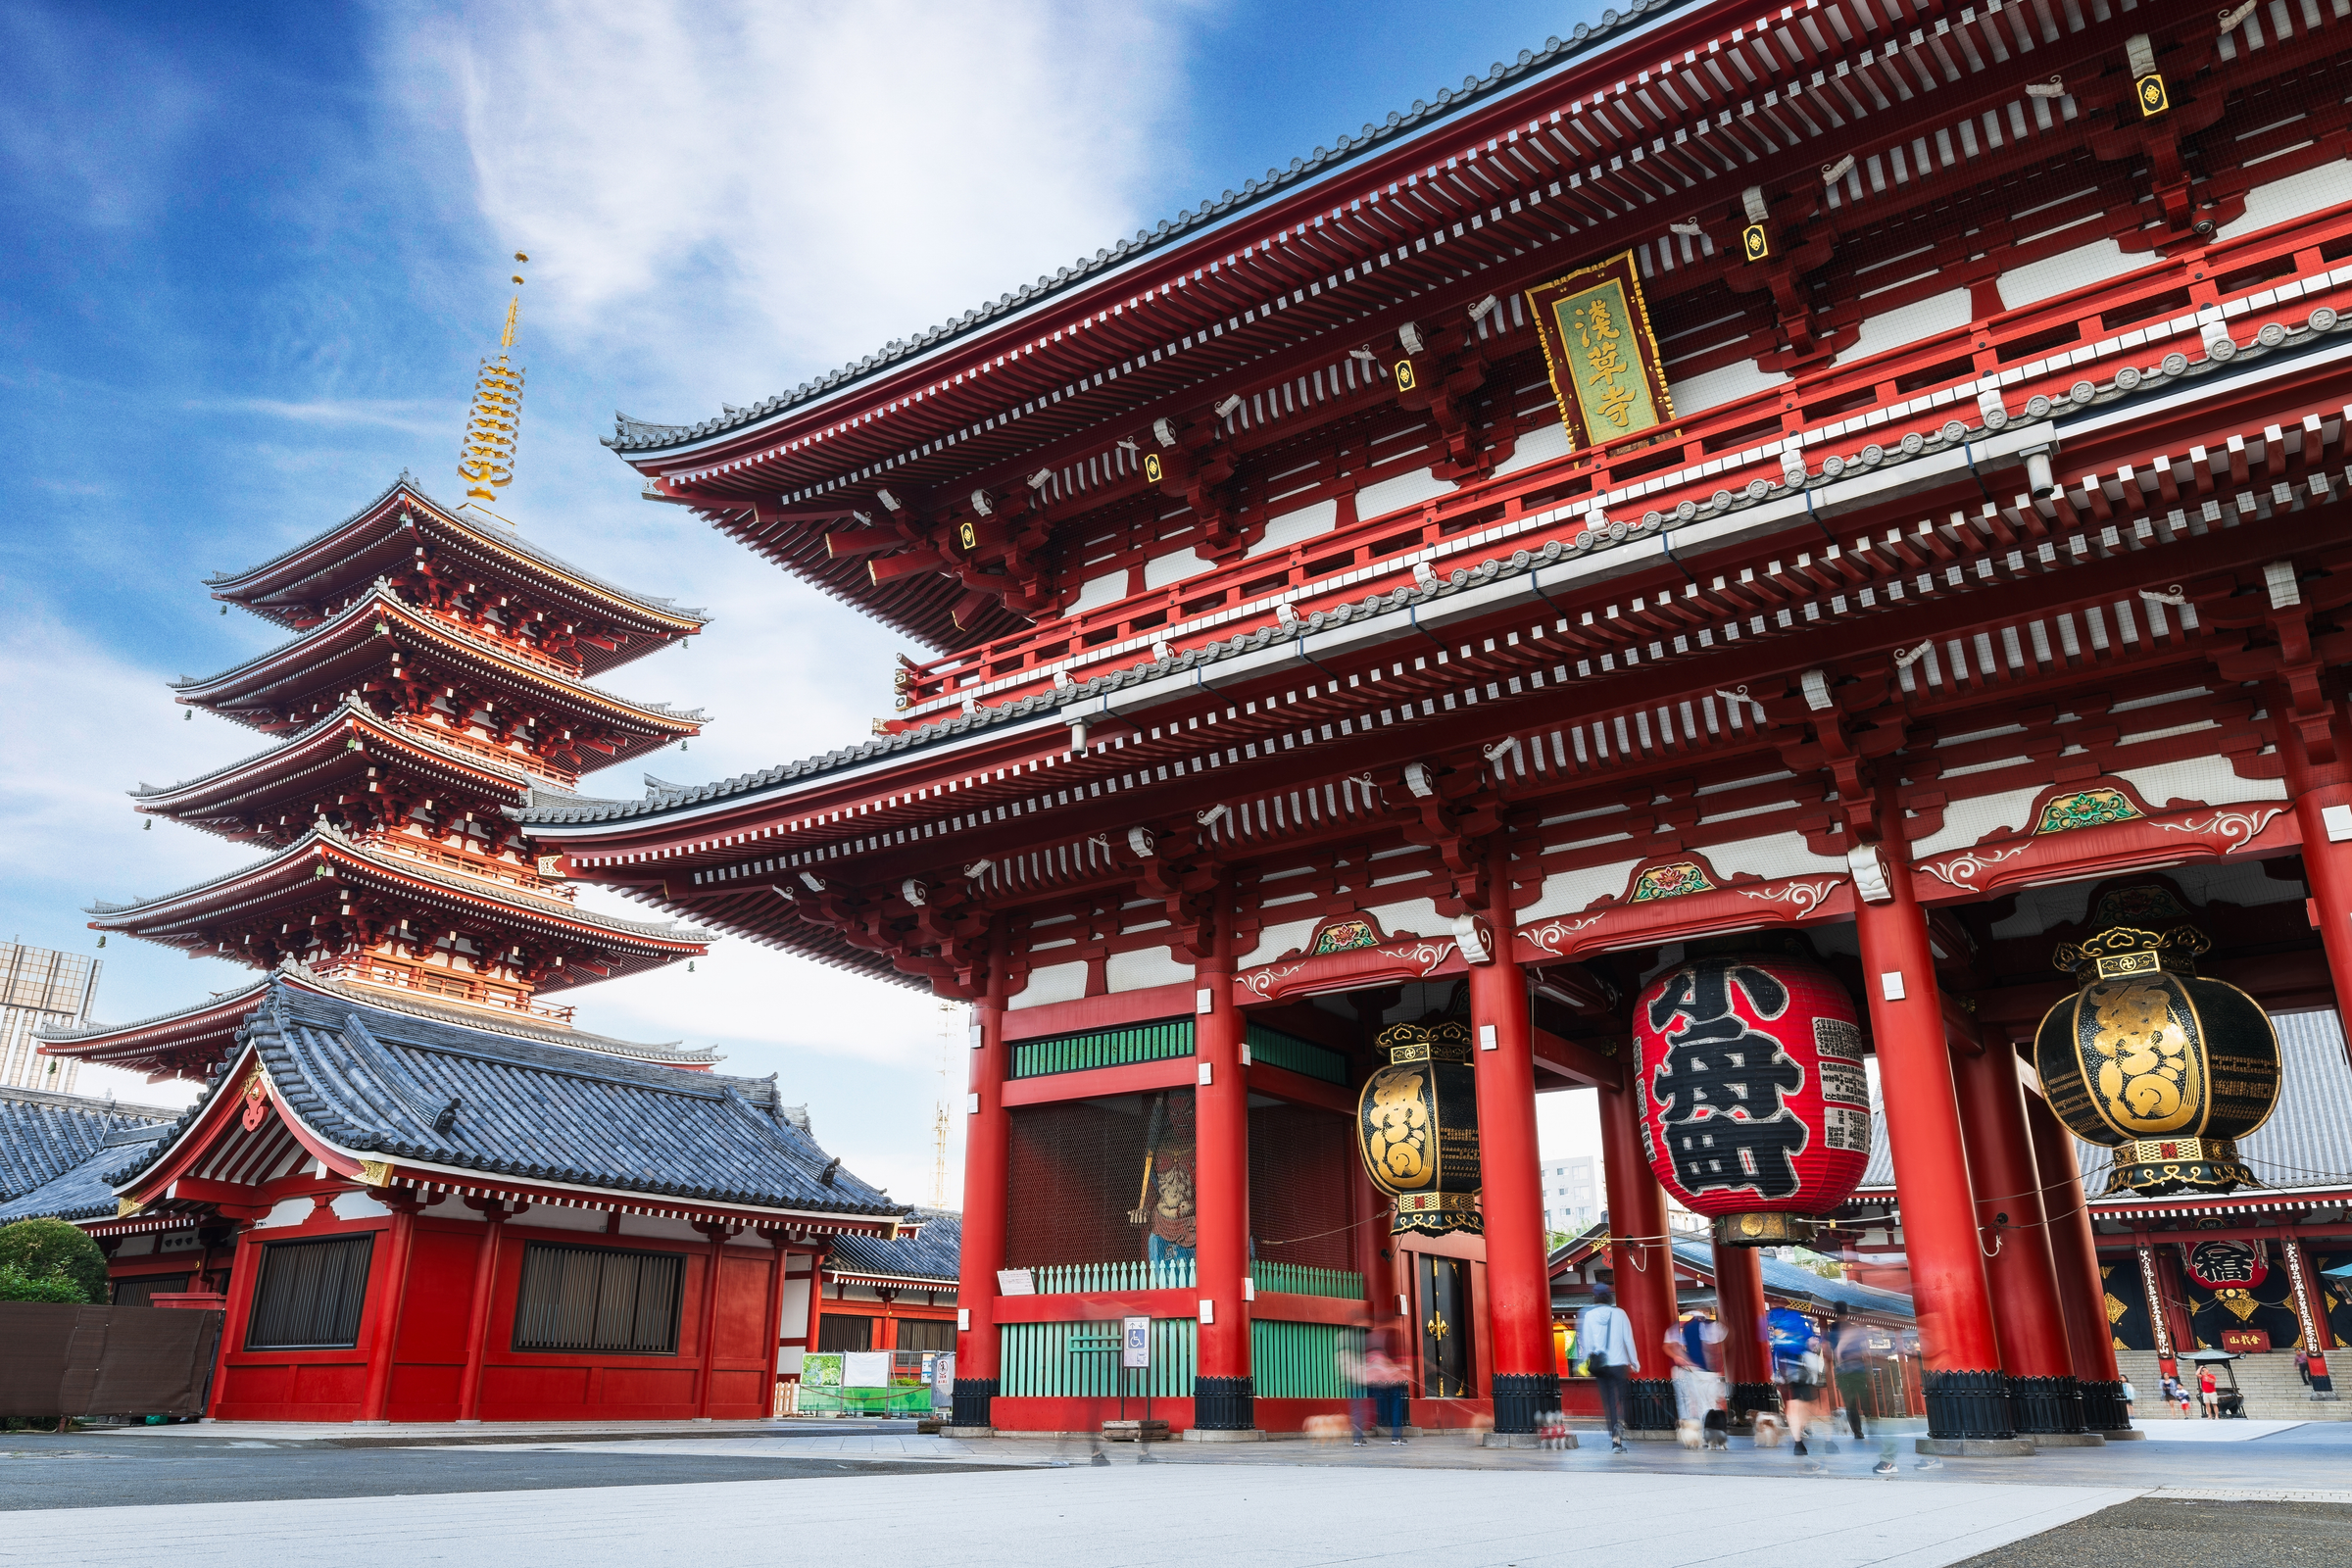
(354, 0, 1200, 1201)
(388, 0, 1191, 409)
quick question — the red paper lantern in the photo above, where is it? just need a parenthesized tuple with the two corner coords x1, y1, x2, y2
(1634, 952, 1870, 1247)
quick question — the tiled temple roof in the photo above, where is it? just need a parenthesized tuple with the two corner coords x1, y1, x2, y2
(0, 1086, 177, 1205)
(826, 1207, 958, 1283)
(110, 983, 907, 1221)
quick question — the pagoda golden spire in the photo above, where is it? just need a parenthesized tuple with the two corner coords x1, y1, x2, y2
(458, 252, 530, 503)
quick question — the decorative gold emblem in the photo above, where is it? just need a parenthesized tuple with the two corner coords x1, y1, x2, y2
(1395, 359, 1418, 391)
(2135, 73, 2169, 117)
(956, 518, 978, 553)
(1741, 221, 1771, 262)
(1310, 918, 1379, 956)
(359, 1159, 393, 1188)
(1631, 861, 1714, 902)
(457, 254, 530, 503)
(117, 1197, 142, 1218)
(1143, 453, 1162, 484)
(2034, 787, 2142, 834)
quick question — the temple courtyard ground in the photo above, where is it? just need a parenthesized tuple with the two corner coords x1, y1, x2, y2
(4, 1420, 2349, 1566)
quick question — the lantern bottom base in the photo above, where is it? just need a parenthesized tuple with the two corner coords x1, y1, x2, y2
(1711, 1211, 1819, 1248)
(1916, 1437, 2038, 1457)
(2100, 1137, 2254, 1196)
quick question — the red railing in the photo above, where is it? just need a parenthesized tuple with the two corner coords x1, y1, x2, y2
(888, 216, 2351, 728)
(315, 956, 577, 1025)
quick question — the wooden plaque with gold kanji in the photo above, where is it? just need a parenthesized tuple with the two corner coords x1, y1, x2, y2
(1525, 251, 1676, 452)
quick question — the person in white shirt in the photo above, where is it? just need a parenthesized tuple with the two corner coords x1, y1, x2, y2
(1578, 1284, 1642, 1451)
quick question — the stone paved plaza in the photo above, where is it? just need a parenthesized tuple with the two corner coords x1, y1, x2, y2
(8, 1421, 2351, 1568)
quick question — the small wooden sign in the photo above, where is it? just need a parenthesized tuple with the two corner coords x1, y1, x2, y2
(1525, 251, 1676, 452)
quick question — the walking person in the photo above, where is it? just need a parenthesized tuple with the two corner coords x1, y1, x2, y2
(1362, 1332, 1411, 1446)
(1664, 1310, 1729, 1451)
(1829, 1302, 1898, 1475)
(1771, 1312, 1830, 1463)
(1340, 1338, 1373, 1446)
(2296, 1348, 2312, 1388)
(1578, 1284, 1642, 1452)
(2198, 1363, 2220, 1418)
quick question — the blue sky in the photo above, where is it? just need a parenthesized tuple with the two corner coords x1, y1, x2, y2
(0, 0, 1605, 1197)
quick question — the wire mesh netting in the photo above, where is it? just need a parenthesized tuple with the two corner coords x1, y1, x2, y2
(1250, 1101, 1355, 1272)
(1005, 1089, 1196, 1271)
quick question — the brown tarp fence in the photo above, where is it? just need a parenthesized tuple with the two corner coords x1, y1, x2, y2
(0, 1303, 222, 1418)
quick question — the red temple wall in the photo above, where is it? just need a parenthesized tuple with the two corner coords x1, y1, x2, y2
(206, 1203, 784, 1423)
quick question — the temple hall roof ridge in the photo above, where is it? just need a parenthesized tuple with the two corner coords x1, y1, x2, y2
(602, 0, 1698, 457)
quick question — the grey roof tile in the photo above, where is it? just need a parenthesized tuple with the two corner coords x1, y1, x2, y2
(107, 982, 908, 1222)
(0, 1087, 177, 1206)
(827, 1208, 958, 1283)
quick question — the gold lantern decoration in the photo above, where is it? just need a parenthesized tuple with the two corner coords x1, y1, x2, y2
(2033, 915, 2279, 1196)
(1356, 1021, 1483, 1237)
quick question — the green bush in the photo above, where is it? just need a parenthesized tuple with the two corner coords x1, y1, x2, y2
(0, 1218, 109, 1304)
(0, 1261, 95, 1303)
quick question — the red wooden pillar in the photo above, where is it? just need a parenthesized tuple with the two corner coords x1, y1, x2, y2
(951, 964, 1008, 1430)
(755, 1229, 787, 1418)
(356, 1193, 422, 1424)
(807, 1250, 830, 1353)
(2154, 1245, 2198, 1366)
(1193, 920, 1254, 1430)
(1851, 786, 2012, 1443)
(206, 1220, 262, 1419)
(692, 1224, 732, 1419)
(1597, 1057, 1678, 1376)
(2281, 1237, 2337, 1396)
(1467, 862, 1553, 1434)
(1348, 1144, 1397, 1346)
(1712, 1241, 1771, 1403)
(2278, 692, 2352, 1068)
(454, 1202, 511, 1424)
(1950, 1038, 2082, 1435)
(2023, 1089, 2135, 1432)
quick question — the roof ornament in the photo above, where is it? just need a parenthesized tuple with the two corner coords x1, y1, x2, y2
(458, 253, 530, 504)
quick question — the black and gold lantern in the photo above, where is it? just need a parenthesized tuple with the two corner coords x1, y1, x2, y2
(1356, 1021, 1483, 1237)
(2033, 917, 2279, 1196)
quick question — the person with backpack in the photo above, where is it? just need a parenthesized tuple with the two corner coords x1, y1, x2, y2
(1578, 1284, 1642, 1452)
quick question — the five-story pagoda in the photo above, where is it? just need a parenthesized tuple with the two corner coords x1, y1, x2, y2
(42, 262, 717, 1083)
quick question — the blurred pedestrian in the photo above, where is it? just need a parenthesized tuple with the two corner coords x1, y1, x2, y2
(2198, 1363, 2219, 1418)
(1829, 1302, 1898, 1475)
(1362, 1332, 1412, 1446)
(1665, 1310, 1728, 1451)
(1578, 1283, 1642, 1452)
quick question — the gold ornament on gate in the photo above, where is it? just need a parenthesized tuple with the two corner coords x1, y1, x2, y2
(2033, 893, 2279, 1197)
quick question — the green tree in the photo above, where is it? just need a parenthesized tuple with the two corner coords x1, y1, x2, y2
(0, 1218, 109, 1304)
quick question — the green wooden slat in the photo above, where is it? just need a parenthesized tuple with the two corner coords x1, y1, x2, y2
(1244, 1024, 1348, 1084)
(1007, 1017, 1198, 1079)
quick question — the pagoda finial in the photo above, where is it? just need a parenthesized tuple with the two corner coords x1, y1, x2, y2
(458, 253, 530, 503)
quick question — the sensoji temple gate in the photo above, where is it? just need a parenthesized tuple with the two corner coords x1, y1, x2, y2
(526, 0, 2352, 1446)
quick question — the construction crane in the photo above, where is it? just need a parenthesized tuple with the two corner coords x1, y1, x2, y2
(930, 1004, 957, 1206)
